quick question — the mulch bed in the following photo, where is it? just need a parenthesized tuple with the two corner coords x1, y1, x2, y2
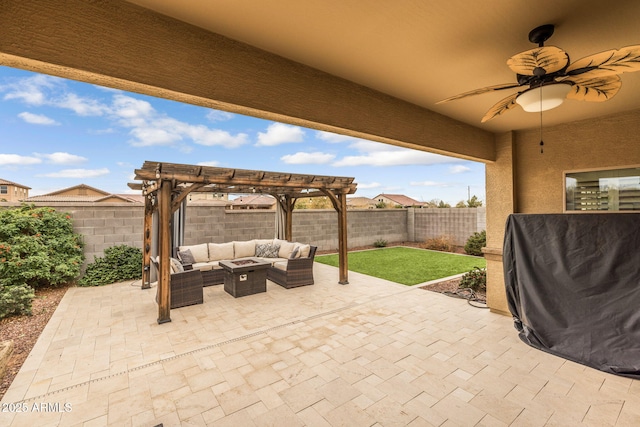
(0, 285, 69, 400)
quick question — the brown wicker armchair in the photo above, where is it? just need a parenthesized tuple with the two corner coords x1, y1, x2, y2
(151, 258, 204, 309)
(267, 246, 317, 289)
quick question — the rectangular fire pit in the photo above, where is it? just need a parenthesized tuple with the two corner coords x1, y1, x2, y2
(219, 258, 271, 297)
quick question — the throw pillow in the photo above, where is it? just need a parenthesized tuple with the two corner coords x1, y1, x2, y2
(255, 243, 271, 257)
(170, 257, 184, 273)
(177, 249, 196, 265)
(256, 243, 281, 258)
(289, 246, 300, 259)
(265, 243, 281, 258)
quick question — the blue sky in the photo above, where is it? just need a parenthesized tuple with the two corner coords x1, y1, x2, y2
(0, 66, 485, 204)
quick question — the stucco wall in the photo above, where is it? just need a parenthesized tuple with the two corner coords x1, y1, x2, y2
(485, 108, 640, 315)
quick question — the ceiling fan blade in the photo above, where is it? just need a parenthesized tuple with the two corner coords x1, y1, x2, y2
(436, 83, 520, 104)
(566, 45, 640, 77)
(566, 74, 622, 102)
(507, 46, 569, 76)
(481, 92, 520, 123)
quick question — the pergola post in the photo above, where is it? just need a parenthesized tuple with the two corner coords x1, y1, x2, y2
(337, 193, 349, 284)
(285, 195, 294, 241)
(141, 194, 153, 289)
(157, 179, 172, 324)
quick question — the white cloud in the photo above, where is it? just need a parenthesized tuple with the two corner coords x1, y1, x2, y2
(35, 152, 87, 165)
(206, 110, 235, 122)
(0, 154, 42, 166)
(449, 165, 471, 174)
(333, 150, 457, 167)
(256, 123, 305, 146)
(57, 93, 108, 116)
(128, 127, 182, 147)
(112, 94, 154, 123)
(18, 112, 59, 126)
(316, 130, 357, 143)
(1, 74, 60, 105)
(409, 180, 451, 187)
(357, 182, 382, 189)
(39, 168, 110, 178)
(197, 161, 220, 167)
(281, 152, 336, 164)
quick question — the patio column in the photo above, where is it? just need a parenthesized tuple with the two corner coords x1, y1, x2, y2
(157, 179, 172, 324)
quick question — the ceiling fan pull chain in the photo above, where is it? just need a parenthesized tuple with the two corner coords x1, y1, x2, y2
(539, 96, 544, 153)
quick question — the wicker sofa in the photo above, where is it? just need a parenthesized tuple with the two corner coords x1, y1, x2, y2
(176, 239, 317, 289)
(151, 258, 204, 309)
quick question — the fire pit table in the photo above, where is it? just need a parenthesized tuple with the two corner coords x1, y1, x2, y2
(219, 258, 271, 297)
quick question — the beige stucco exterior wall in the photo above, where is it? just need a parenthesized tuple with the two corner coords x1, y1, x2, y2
(484, 109, 640, 315)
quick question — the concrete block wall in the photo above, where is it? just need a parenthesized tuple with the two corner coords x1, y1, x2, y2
(413, 207, 486, 246)
(1, 203, 484, 267)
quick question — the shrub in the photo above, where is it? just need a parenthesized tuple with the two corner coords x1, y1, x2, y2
(464, 230, 486, 256)
(373, 238, 387, 248)
(423, 235, 455, 252)
(79, 245, 142, 286)
(0, 205, 84, 289)
(460, 266, 486, 292)
(0, 283, 35, 319)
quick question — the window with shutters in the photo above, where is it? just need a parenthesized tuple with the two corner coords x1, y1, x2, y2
(565, 166, 640, 211)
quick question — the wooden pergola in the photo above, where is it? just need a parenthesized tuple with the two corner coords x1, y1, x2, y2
(129, 161, 357, 323)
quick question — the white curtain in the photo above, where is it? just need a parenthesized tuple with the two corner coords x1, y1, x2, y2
(275, 196, 286, 240)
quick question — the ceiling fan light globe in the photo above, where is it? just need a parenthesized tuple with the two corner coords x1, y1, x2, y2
(516, 84, 572, 112)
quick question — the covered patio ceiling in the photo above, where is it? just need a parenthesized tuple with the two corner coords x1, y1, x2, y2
(129, 161, 357, 323)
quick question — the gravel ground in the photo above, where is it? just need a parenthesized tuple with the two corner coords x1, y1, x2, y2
(0, 285, 69, 400)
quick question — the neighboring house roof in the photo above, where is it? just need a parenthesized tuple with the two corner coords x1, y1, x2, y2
(25, 184, 142, 203)
(0, 178, 31, 189)
(373, 193, 424, 207)
(43, 183, 110, 197)
(232, 194, 276, 208)
(346, 196, 377, 208)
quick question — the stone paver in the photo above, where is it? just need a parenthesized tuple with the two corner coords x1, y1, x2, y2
(1, 263, 639, 426)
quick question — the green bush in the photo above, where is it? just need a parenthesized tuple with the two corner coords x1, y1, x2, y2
(460, 266, 486, 292)
(0, 205, 84, 289)
(373, 238, 387, 248)
(0, 283, 35, 319)
(464, 230, 486, 256)
(79, 245, 142, 286)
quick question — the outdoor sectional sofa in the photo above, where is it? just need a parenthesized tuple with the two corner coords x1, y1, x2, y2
(176, 239, 317, 289)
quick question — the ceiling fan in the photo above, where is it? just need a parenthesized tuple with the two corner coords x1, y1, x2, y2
(437, 24, 640, 123)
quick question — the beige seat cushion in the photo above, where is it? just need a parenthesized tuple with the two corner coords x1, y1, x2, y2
(272, 261, 288, 271)
(234, 240, 256, 258)
(193, 262, 213, 271)
(179, 243, 209, 263)
(275, 240, 297, 258)
(208, 242, 234, 261)
(298, 244, 311, 258)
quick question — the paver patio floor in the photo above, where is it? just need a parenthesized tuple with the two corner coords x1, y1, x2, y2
(1, 263, 639, 426)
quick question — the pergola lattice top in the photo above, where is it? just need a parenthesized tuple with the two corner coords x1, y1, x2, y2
(130, 160, 357, 200)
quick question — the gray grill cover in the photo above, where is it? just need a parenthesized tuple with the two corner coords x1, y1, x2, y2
(503, 214, 640, 378)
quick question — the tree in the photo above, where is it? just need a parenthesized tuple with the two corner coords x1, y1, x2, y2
(437, 200, 451, 208)
(467, 195, 483, 207)
(375, 201, 387, 209)
(455, 195, 483, 208)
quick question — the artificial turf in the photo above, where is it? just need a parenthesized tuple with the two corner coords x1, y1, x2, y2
(314, 246, 486, 286)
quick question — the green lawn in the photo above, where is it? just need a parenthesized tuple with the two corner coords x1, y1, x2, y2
(315, 246, 486, 286)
